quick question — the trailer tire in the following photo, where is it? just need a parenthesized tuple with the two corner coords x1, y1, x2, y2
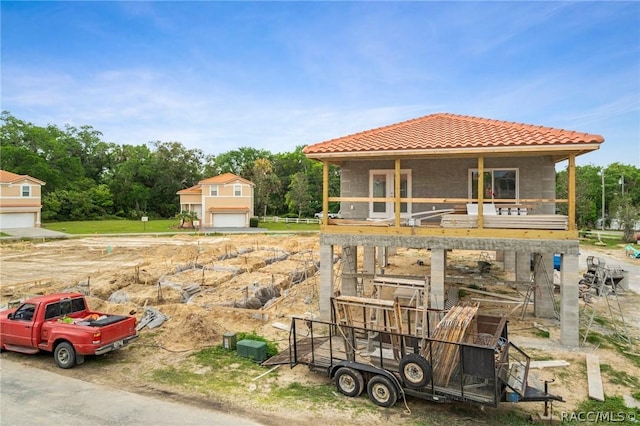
(399, 353, 432, 389)
(367, 375, 397, 407)
(54, 342, 76, 369)
(335, 367, 365, 397)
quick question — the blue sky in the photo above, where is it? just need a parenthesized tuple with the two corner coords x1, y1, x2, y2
(2, 1, 639, 167)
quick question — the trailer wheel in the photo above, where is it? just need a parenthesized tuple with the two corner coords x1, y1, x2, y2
(367, 375, 397, 407)
(335, 367, 365, 397)
(54, 342, 76, 369)
(399, 353, 432, 389)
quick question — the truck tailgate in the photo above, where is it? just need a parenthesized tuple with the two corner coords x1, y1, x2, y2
(93, 316, 137, 344)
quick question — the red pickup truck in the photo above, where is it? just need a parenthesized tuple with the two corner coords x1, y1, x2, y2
(0, 292, 138, 368)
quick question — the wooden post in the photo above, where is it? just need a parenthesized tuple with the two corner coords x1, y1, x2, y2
(478, 157, 485, 229)
(395, 158, 401, 228)
(568, 154, 576, 231)
(322, 160, 329, 226)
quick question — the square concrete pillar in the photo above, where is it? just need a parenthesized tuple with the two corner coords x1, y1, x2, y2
(503, 251, 516, 281)
(378, 247, 388, 268)
(533, 253, 555, 318)
(430, 249, 446, 309)
(319, 244, 334, 321)
(560, 253, 579, 347)
(516, 252, 531, 282)
(363, 246, 376, 275)
(341, 245, 358, 296)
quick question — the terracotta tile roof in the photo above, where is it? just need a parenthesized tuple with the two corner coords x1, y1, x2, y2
(199, 173, 253, 186)
(0, 170, 45, 185)
(176, 184, 201, 195)
(302, 113, 604, 157)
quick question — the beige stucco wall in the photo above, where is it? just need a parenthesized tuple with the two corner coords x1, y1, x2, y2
(0, 179, 43, 208)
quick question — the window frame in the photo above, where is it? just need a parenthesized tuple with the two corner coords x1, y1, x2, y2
(21, 184, 31, 197)
(234, 184, 242, 197)
(210, 185, 219, 196)
(468, 168, 519, 201)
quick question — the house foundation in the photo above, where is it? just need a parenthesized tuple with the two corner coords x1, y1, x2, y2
(319, 234, 581, 347)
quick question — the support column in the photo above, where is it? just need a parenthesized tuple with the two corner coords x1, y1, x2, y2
(363, 246, 376, 275)
(378, 247, 388, 268)
(503, 251, 516, 281)
(533, 253, 555, 318)
(516, 252, 531, 282)
(319, 244, 334, 321)
(341, 245, 358, 296)
(560, 253, 579, 347)
(430, 249, 446, 309)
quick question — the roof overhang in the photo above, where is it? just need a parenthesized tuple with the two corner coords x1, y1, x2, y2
(305, 144, 601, 164)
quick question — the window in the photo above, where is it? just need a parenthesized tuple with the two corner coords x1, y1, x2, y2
(210, 185, 219, 196)
(469, 169, 518, 200)
(13, 303, 36, 321)
(21, 185, 31, 197)
(234, 184, 242, 196)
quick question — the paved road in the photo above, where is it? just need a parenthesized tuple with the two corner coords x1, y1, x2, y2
(0, 359, 263, 426)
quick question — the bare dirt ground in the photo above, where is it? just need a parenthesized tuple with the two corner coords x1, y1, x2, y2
(1, 234, 639, 425)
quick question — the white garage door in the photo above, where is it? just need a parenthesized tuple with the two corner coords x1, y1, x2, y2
(212, 213, 245, 228)
(0, 213, 35, 229)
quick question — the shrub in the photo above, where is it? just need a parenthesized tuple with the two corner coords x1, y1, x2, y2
(249, 217, 259, 227)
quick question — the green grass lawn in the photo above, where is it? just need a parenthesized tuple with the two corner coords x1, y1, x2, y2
(42, 219, 189, 234)
(42, 219, 319, 234)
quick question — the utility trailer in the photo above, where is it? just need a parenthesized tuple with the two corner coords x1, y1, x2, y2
(265, 298, 562, 410)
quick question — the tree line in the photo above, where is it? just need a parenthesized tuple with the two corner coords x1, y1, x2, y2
(0, 112, 340, 222)
(1, 112, 638, 237)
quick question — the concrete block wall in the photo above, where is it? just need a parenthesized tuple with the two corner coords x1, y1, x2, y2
(340, 156, 557, 217)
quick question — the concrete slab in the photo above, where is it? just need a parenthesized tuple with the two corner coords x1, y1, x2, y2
(0, 227, 68, 239)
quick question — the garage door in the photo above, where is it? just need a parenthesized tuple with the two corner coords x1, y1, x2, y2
(0, 213, 35, 229)
(212, 213, 245, 228)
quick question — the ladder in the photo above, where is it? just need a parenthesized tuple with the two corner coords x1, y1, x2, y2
(340, 246, 366, 296)
(580, 265, 631, 346)
(521, 255, 559, 320)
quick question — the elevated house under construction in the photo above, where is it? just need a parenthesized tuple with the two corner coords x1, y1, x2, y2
(302, 112, 604, 346)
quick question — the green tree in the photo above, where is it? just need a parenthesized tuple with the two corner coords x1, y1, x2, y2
(610, 194, 639, 241)
(285, 172, 312, 217)
(206, 147, 272, 177)
(250, 158, 281, 217)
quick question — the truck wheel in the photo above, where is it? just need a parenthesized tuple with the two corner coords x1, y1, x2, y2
(399, 353, 432, 389)
(367, 375, 397, 408)
(54, 342, 76, 369)
(334, 367, 364, 397)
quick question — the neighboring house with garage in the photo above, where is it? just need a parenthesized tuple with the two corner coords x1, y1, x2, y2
(177, 173, 254, 228)
(0, 170, 46, 229)
(303, 112, 604, 347)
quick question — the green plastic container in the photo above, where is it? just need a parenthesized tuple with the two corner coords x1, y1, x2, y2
(236, 339, 267, 362)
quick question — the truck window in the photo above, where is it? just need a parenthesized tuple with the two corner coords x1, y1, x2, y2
(13, 303, 36, 321)
(45, 302, 61, 319)
(71, 297, 86, 312)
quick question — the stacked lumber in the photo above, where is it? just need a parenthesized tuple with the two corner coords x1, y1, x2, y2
(484, 215, 568, 230)
(424, 303, 479, 387)
(440, 214, 568, 230)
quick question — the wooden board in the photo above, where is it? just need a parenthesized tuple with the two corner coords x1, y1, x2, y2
(586, 353, 605, 402)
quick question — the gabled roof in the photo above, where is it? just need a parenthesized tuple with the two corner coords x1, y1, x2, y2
(303, 113, 604, 161)
(0, 170, 46, 185)
(198, 173, 253, 186)
(176, 173, 253, 195)
(176, 184, 201, 195)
